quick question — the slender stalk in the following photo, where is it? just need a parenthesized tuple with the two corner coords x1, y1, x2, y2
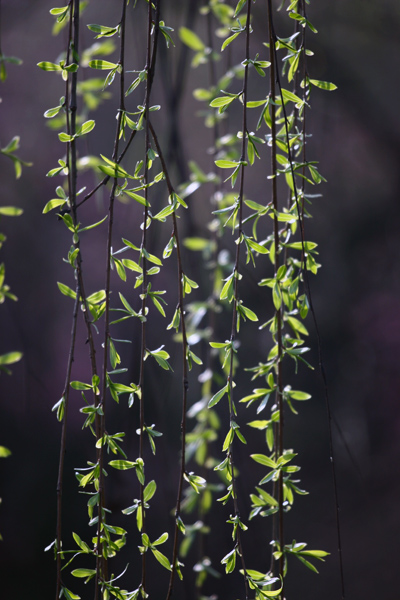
(266, 0, 285, 589)
(296, 8, 345, 596)
(55, 292, 79, 600)
(75, 0, 161, 213)
(223, 3, 253, 598)
(267, 2, 346, 596)
(95, 2, 128, 598)
(137, 0, 158, 593)
(55, 2, 100, 597)
(148, 121, 190, 600)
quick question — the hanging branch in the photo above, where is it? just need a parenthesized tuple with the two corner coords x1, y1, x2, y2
(147, 120, 191, 600)
(222, 2, 253, 598)
(266, 0, 285, 588)
(298, 2, 345, 595)
(95, 2, 128, 598)
(75, 0, 161, 213)
(265, 2, 345, 596)
(137, 0, 160, 593)
(55, 296, 79, 600)
(55, 1, 100, 596)
(54, 5, 77, 597)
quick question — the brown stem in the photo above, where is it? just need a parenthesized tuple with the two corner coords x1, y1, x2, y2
(137, 0, 159, 593)
(75, 0, 160, 212)
(266, 0, 285, 589)
(55, 290, 79, 600)
(148, 121, 189, 600)
(95, 2, 128, 598)
(55, 2, 80, 597)
(223, 3, 253, 599)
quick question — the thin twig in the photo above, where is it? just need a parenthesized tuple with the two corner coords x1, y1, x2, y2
(266, 1, 285, 588)
(137, 0, 158, 593)
(223, 2, 254, 598)
(95, 2, 128, 598)
(148, 121, 190, 600)
(268, 1, 345, 596)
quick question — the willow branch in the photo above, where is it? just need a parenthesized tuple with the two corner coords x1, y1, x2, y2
(147, 121, 190, 600)
(136, 0, 159, 593)
(223, 3, 254, 599)
(95, 2, 128, 598)
(266, 0, 285, 587)
(75, 0, 160, 212)
(268, 2, 345, 596)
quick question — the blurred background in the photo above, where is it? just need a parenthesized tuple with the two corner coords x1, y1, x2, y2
(1, 1, 399, 599)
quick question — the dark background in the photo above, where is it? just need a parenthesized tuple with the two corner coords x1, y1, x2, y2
(1, 1, 399, 599)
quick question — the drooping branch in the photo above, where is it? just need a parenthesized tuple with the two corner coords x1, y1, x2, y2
(147, 120, 191, 600)
(266, 1, 285, 588)
(137, 0, 160, 594)
(223, 3, 253, 598)
(95, 2, 128, 598)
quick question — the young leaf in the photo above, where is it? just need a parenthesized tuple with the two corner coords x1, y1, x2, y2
(309, 79, 337, 91)
(179, 27, 205, 51)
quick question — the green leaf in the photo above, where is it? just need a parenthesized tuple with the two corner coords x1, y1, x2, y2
(295, 555, 319, 573)
(208, 384, 228, 408)
(0, 446, 12, 457)
(50, 7, 69, 16)
(37, 61, 62, 72)
(58, 132, 73, 143)
(193, 88, 213, 101)
(43, 199, 67, 214)
(78, 215, 107, 233)
(280, 88, 303, 106)
(87, 24, 119, 38)
(251, 454, 276, 468)
(153, 532, 168, 546)
(179, 27, 205, 51)
(247, 420, 269, 429)
(300, 549, 329, 558)
(210, 97, 236, 110)
(72, 532, 91, 553)
(221, 32, 240, 51)
(215, 159, 239, 169)
(234, 0, 246, 17)
(76, 120, 95, 136)
(87, 290, 106, 305)
(153, 203, 175, 221)
(222, 428, 234, 452)
(183, 237, 209, 251)
(151, 549, 172, 571)
(289, 390, 311, 400)
(0, 206, 23, 216)
(309, 79, 337, 91)
(70, 380, 92, 390)
(255, 487, 278, 507)
(221, 548, 236, 573)
(61, 587, 81, 600)
(0, 351, 22, 366)
(57, 282, 77, 299)
(143, 480, 157, 502)
(71, 568, 96, 578)
(109, 460, 136, 470)
(272, 282, 282, 310)
(123, 190, 148, 206)
(286, 316, 309, 336)
(99, 155, 131, 179)
(239, 304, 258, 322)
(88, 60, 118, 70)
